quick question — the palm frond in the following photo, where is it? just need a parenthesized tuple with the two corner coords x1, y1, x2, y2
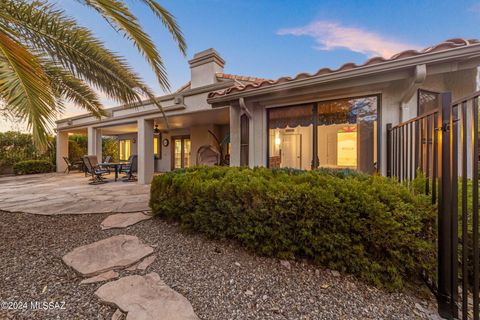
(139, 0, 186, 56)
(43, 62, 106, 118)
(83, 0, 171, 91)
(0, 0, 151, 105)
(0, 32, 55, 147)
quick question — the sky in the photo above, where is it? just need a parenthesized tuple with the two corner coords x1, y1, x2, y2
(2, 0, 480, 131)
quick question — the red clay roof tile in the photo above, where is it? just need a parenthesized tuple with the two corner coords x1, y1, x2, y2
(208, 38, 480, 99)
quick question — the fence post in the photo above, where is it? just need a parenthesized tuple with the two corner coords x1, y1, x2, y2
(437, 92, 454, 319)
(386, 123, 392, 177)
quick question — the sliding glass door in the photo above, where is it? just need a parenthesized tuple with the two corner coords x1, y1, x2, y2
(267, 95, 378, 173)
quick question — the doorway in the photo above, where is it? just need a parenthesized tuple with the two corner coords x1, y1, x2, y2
(281, 134, 302, 169)
(171, 135, 191, 170)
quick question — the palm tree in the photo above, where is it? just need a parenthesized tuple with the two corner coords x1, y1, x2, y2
(0, 0, 186, 147)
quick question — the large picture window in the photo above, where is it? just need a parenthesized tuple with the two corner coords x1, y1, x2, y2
(267, 95, 378, 173)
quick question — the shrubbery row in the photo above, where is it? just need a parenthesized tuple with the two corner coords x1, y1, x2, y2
(13, 160, 53, 175)
(150, 166, 436, 289)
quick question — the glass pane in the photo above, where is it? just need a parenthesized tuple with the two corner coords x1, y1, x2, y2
(119, 141, 125, 160)
(153, 137, 159, 156)
(317, 96, 377, 173)
(418, 90, 439, 116)
(119, 140, 131, 161)
(125, 140, 131, 160)
(174, 139, 182, 169)
(183, 139, 191, 168)
(268, 105, 313, 170)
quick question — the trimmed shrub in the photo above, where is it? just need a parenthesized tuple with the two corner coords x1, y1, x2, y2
(150, 166, 436, 290)
(13, 160, 53, 175)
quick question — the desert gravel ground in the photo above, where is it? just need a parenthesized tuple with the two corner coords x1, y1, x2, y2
(0, 210, 437, 320)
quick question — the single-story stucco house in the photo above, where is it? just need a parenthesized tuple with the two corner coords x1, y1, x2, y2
(55, 38, 480, 184)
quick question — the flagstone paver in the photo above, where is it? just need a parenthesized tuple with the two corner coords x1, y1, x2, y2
(95, 272, 199, 320)
(126, 254, 157, 271)
(101, 212, 152, 230)
(0, 173, 150, 214)
(80, 270, 119, 285)
(62, 235, 154, 277)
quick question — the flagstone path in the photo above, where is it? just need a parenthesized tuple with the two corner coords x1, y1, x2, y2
(60, 213, 200, 319)
(62, 234, 154, 277)
(101, 211, 152, 230)
(0, 173, 150, 215)
(95, 273, 199, 320)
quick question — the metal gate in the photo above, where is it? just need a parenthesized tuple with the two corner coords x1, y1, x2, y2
(387, 91, 480, 319)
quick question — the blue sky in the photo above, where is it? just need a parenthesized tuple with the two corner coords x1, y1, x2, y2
(3, 0, 480, 130)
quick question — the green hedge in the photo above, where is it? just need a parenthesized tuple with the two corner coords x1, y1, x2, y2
(13, 160, 53, 175)
(150, 166, 436, 290)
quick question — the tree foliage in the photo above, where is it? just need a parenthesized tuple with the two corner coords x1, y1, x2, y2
(0, 0, 185, 147)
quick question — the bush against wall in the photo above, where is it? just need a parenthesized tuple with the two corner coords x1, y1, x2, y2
(150, 166, 436, 290)
(13, 160, 53, 175)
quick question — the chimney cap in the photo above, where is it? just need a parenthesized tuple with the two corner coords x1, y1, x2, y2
(188, 48, 225, 68)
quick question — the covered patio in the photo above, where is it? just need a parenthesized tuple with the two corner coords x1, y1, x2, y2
(0, 173, 150, 215)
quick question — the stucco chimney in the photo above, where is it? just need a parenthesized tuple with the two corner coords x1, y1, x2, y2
(188, 48, 225, 89)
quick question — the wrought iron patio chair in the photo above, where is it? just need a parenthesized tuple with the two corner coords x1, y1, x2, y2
(120, 155, 137, 182)
(82, 156, 110, 184)
(63, 156, 79, 174)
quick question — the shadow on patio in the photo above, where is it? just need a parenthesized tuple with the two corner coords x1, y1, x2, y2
(0, 173, 150, 215)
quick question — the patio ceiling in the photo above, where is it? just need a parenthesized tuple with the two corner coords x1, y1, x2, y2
(152, 107, 230, 131)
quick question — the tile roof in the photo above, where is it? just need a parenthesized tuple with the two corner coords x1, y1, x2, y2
(174, 73, 268, 94)
(216, 73, 268, 83)
(175, 81, 191, 93)
(208, 38, 480, 99)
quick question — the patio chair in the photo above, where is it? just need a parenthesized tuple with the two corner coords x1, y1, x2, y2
(82, 156, 110, 184)
(63, 157, 79, 174)
(103, 155, 112, 163)
(119, 155, 137, 182)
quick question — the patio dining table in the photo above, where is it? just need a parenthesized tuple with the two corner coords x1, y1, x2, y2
(98, 162, 123, 181)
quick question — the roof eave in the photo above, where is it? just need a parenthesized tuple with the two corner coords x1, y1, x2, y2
(207, 44, 480, 105)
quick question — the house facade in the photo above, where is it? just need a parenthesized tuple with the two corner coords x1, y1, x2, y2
(56, 39, 480, 183)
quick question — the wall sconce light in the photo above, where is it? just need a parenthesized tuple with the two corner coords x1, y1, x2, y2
(132, 138, 137, 143)
(275, 137, 281, 146)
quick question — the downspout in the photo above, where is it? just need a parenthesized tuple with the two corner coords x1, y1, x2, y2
(399, 64, 427, 121)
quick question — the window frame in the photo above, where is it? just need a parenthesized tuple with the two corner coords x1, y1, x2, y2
(266, 93, 382, 172)
(119, 139, 131, 161)
(170, 135, 191, 170)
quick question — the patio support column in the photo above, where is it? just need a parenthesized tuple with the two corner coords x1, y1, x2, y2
(138, 119, 154, 184)
(87, 126, 102, 162)
(56, 131, 69, 173)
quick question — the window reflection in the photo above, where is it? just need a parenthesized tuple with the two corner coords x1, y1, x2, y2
(268, 96, 378, 173)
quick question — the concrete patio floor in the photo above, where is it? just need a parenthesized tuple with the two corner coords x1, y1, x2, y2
(0, 173, 150, 215)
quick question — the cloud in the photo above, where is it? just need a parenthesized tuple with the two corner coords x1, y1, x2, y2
(469, 3, 480, 12)
(278, 21, 420, 58)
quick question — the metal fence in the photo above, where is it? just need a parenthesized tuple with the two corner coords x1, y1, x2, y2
(387, 91, 480, 319)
